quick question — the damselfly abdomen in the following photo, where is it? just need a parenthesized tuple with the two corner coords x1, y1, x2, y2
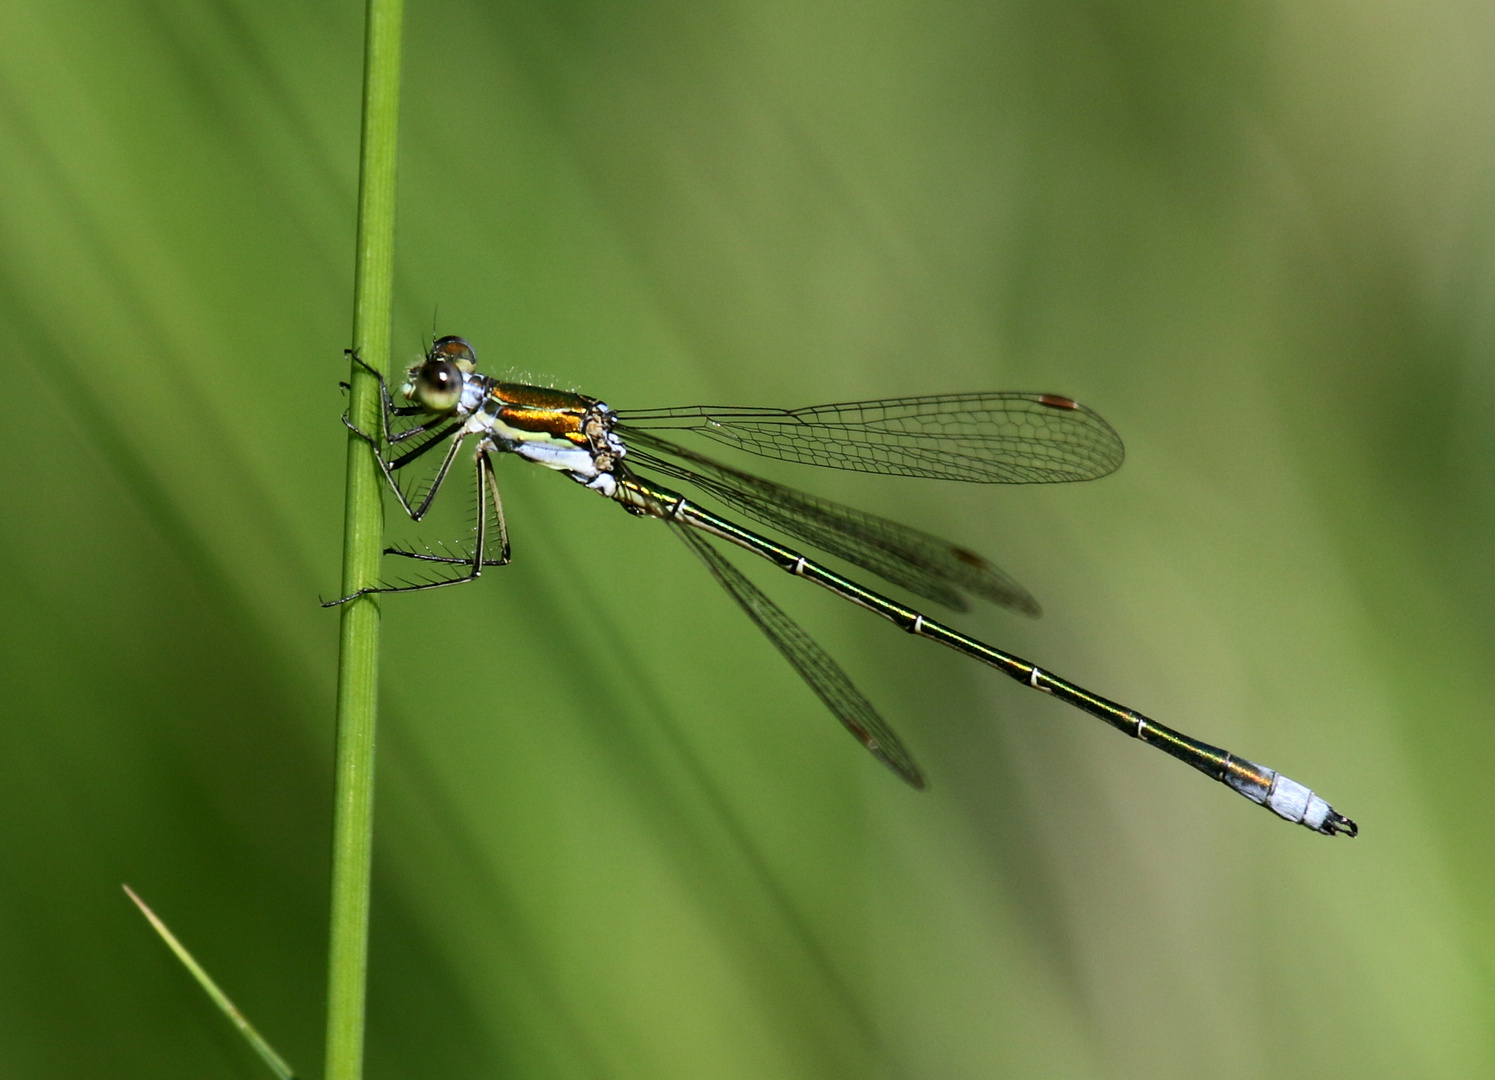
(328, 336, 1357, 837)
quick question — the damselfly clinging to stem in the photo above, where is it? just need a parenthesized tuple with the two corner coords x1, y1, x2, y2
(329, 336, 1357, 837)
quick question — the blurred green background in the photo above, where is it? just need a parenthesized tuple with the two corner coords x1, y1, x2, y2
(1, 0, 1491, 1076)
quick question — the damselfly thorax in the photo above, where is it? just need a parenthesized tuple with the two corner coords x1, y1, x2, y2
(410, 338, 627, 496)
(330, 336, 1357, 838)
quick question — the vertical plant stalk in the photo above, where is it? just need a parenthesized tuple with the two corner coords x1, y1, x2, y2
(326, 0, 403, 1078)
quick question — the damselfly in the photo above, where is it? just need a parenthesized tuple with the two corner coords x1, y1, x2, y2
(329, 337, 1357, 837)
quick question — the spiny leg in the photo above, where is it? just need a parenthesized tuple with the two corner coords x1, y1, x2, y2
(385, 448, 511, 569)
(399, 429, 470, 522)
(342, 410, 468, 522)
(322, 448, 497, 606)
(480, 448, 511, 565)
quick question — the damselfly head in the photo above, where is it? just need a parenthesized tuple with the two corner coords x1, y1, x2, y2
(402, 335, 478, 412)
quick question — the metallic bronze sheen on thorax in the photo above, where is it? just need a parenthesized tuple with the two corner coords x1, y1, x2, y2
(490, 382, 597, 445)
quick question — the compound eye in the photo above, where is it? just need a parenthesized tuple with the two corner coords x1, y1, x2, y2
(429, 335, 477, 373)
(415, 359, 463, 411)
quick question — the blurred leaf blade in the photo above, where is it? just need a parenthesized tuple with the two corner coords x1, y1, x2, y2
(123, 885, 296, 1080)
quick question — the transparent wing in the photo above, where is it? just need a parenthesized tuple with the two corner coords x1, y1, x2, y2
(627, 431, 1037, 615)
(671, 521, 925, 789)
(617, 392, 1124, 483)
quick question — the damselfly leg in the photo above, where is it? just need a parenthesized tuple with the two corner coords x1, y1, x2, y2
(342, 349, 473, 521)
(329, 348, 510, 603)
(325, 443, 510, 604)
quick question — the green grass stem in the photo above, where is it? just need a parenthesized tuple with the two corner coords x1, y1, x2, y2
(122, 886, 296, 1080)
(326, 1, 404, 1078)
